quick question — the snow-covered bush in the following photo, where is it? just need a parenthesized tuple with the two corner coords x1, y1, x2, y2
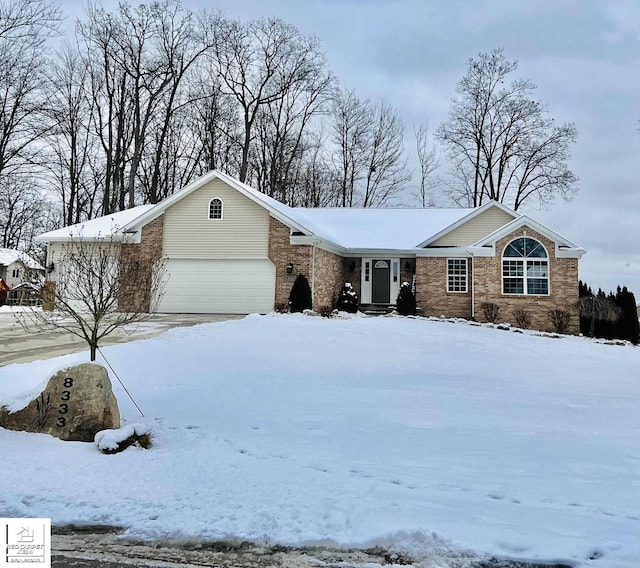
(336, 283, 358, 313)
(396, 282, 416, 316)
(95, 424, 153, 454)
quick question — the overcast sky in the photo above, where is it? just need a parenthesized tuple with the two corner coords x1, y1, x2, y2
(62, 0, 640, 297)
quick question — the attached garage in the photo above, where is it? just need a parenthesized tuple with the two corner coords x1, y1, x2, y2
(157, 259, 276, 314)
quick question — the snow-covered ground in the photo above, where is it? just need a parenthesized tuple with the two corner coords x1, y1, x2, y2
(1, 314, 639, 567)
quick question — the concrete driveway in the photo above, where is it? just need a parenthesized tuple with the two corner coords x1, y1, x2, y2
(0, 311, 243, 367)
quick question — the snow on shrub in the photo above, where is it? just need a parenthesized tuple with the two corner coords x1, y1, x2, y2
(95, 423, 153, 454)
(396, 282, 416, 316)
(336, 283, 358, 313)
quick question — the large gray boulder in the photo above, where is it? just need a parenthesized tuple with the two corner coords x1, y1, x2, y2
(0, 363, 120, 442)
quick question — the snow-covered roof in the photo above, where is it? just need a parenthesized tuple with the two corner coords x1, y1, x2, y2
(291, 207, 475, 250)
(35, 205, 155, 242)
(33, 172, 582, 256)
(0, 248, 44, 271)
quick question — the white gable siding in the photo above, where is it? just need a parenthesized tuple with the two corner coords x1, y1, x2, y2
(162, 178, 271, 259)
(3, 261, 24, 288)
(429, 207, 516, 247)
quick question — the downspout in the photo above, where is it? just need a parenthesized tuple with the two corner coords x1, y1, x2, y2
(470, 252, 475, 320)
(311, 242, 317, 307)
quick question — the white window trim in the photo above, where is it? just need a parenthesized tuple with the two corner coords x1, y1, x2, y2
(447, 258, 468, 293)
(501, 238, 550, 296)
(208, 197, 224, 220)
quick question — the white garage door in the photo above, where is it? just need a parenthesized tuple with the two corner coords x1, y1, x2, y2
(157, 259, 275, 314)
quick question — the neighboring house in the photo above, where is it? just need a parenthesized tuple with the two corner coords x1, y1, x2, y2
(36, 170, 586, 333)
(0, 249, 46, 306)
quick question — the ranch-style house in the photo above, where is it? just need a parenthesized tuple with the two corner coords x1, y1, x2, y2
(37, 170, 586, 333)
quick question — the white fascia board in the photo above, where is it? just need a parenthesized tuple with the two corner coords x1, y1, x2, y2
(34, 233, 132, 244)
(556, 247, 587, 259)
(417, 201, 519, 248)
(472, 215, 586, 258)
(289, 235, 346, 255)
(289, 236, 422, 258)
(344, 248, 420, 258)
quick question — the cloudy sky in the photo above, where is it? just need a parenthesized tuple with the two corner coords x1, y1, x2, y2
(63, 0, 640, 297)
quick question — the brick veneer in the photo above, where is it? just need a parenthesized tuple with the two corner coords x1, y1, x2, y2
(416, 225, 580, 333)
(473, 226, 579, 334)
(313, 248, 344, 309)
(416, 257, 472, 319)
(268, 218, 312, 308)
(268, 217, 347, 310)
(119, 216, 164, 313)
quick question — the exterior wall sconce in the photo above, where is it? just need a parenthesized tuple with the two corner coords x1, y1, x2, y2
(349, 261, 356, 273)
(286, 262, 294, 275)
(47, 262, 55, 273)
(405, 261, 414, 273)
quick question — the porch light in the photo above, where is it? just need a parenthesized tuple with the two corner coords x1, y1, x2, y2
(349, 261, 356, 273)
(47, 262, 55, 273)
(286, 262, 294, 275)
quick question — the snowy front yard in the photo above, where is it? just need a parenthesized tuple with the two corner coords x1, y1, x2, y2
(1, 314, 639, 566)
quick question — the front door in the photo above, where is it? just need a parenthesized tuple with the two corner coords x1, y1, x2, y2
(372, 260, 390, 303)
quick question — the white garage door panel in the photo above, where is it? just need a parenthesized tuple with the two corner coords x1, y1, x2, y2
(158, 259, 275, 314)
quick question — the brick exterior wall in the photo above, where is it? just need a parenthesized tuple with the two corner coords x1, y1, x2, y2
(415, 225, 580, 334)
(268, 218, 312, 309)
(119, 216, 165, 313)
(313, 248, 344, 310)
(473, 226, 580, 334)
(415, 257, 472, 319)
(268, 217, 347, 310)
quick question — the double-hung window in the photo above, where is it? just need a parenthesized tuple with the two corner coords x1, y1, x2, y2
(502, 237, 549, 295)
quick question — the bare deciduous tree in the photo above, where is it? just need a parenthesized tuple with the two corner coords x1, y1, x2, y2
(436, 48, 578, 210)
(414, 122, 440, 207)
(361, 100, 410, 207)
(331, 89, 372, 207)
(205, 15, 329, 184)
(0, 176, 54, 249)
(331, 91, 410, 207)
(46, 43, 103, 226)
(18, 234, 166, 361)
(0, 0, 59, 41)
(0, 0, 59, 181)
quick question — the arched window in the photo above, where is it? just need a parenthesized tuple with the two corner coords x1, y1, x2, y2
(502, 237, 549, 295)
(208, 198, 223, 220)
